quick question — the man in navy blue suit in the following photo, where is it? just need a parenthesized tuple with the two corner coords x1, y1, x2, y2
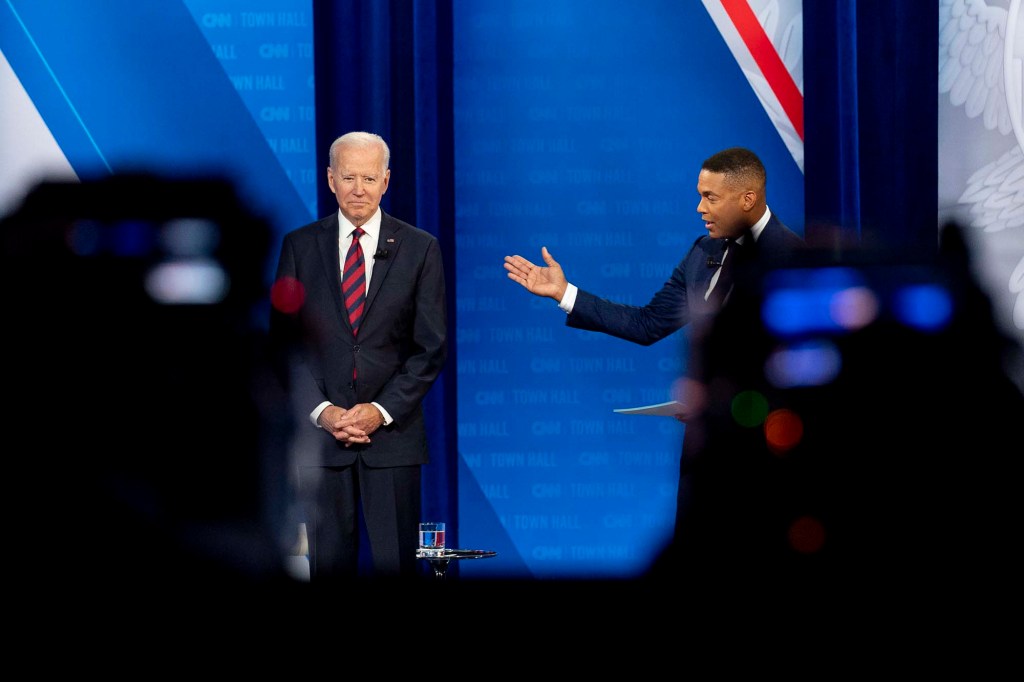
(503, 147, 804, 533)
(504, 147, 803, 345)
(271, 132, 447, 579)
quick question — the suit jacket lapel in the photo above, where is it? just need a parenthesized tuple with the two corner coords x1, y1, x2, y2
(317, 214, 351, 333)
(364, 213, 400, 315)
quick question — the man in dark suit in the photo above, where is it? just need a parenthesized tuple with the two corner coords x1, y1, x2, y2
(271, 131, 447, 579)
(503, 146, 804, 533)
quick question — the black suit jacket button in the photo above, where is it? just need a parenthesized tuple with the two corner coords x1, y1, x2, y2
(353, 345, 360, 352)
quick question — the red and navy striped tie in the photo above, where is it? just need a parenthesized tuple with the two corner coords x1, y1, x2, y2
(343, 227, 366, 337)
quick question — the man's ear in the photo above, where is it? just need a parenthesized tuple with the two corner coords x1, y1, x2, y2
(742, 190, 757, 211)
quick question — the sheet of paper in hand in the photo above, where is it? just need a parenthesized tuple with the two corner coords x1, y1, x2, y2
(613, 400, 686, 417)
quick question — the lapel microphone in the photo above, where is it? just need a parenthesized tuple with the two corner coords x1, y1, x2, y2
(374, 248, 389, 260)
(707, 237, 740, 267)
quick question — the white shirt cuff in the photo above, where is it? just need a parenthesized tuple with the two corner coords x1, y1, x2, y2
(372, 401, 393, 426)
(310, 401, 331, 428)
(559, 283, 578, 313)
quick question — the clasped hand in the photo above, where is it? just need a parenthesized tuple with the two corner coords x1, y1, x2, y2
(318, 403, 384, 447)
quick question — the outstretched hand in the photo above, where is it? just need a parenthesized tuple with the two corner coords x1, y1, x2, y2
(503, 246, 568, 301)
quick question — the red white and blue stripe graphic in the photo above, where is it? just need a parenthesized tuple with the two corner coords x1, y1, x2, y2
(703, 0, 805, 172)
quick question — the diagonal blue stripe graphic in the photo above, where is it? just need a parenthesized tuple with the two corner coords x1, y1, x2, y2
(0, 1, 313, 241)
(4, 0, 110, 172)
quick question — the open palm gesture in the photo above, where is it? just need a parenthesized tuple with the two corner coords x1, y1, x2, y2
(503, 246, 568, 301)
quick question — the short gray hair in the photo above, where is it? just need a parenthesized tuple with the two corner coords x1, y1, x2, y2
(329, 132, 390, 172)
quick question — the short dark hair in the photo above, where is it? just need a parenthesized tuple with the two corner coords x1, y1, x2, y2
(701, 147, 766, 190)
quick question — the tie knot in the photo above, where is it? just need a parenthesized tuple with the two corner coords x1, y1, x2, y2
(352, 227, 365, 240)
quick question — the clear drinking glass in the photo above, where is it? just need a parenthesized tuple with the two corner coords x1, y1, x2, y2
(418, 522, 446, 557)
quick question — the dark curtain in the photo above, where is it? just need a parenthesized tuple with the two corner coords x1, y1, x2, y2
(312, 0, 458, 543)
(805, 0, 938, 261)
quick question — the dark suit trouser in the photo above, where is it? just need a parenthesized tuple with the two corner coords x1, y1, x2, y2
(300, 459, 421, 579)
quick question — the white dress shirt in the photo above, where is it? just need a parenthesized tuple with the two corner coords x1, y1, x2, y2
(310, 208, 394, 428)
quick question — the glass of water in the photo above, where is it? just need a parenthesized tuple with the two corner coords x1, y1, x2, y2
(418, 522, 446, 557)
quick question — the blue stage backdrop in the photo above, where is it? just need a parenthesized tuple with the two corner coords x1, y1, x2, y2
(2, 0, 805, 580)
(0, 0, 315, 242)
(182, 0, 318, 222)
(452, 0, 805, 578)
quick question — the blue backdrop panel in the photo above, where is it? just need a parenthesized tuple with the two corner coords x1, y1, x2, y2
(182, 0, 318, 222)
(0, 0, 314, 245)
(453, 0, 805, 578)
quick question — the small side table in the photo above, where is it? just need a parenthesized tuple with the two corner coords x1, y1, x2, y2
(416, 549, 497, 580)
